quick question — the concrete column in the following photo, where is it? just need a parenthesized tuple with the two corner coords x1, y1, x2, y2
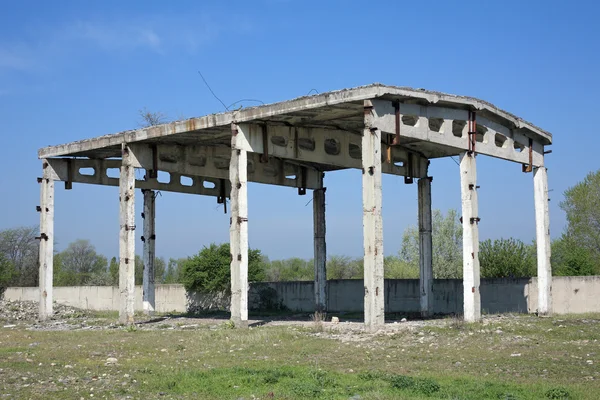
(418, 177, 433, 317)
(460, 152, 481, 322)
(313, 173, 327, 312)
(38, 161, 55, 320)
(362, 100, 384, 329)
(230, 123, 249, 327)
(142, 189, 156, 315)
(534, 166, 552, 315)
(119, 144, 136, 325)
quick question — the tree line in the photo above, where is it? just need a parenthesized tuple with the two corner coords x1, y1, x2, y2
(1, 170, 599, 292)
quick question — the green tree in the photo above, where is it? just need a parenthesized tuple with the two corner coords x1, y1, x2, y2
(384, 255, 419, 279)
(265, 257, 314, 281)
(560, 170, 600, 264)
(400, 209, 462, 278)
(552, 234, 597, 276)
(164, 258, 186, 284)
(479, 238, 536, 278)
(57, 239, 108, 285)
(109, 257, 118, 285)
(0, 226, 39, 286)
(181, 243, 266, 293)
(155, 257, 166, 284)
(0, 253, 15, 294)
(326, 255, 363, 279)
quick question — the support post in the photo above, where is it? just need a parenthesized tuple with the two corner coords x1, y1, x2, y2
(313, 173, 327, 312)
(534, 166, 552, 315)
(142, 189, 156, 315)
(362, 101, 384, 329)
(119, 144, 136, 325)
(418, 177, 433, 317)
(230, 123, 249, 327)
(38, 161, 54, 320)
(460, 152, 481, 322)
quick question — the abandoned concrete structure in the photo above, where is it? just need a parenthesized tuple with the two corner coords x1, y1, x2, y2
(36, 84, 553, 328)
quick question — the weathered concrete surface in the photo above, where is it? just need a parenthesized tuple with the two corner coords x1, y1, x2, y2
(38, 161, 55, 320)
(5, 277, 600, 315)
(460, 152, 481, 322)
(418, 177, 433, 317)
(119, 144, 136, 324)
(534, 166, 552, 315)
(313, 174, 327, 312)
(362, 100, 385, 329)
(142, 189, 156, 315)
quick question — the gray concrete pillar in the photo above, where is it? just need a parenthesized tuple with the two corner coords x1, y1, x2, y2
(460, 152, 481, 322)
(534, 166, 552, 315)
(38, 160, 55, 320)
(418, 177, 433, 317)
(119, 144, 136, 325)
(229, 123, 249, 327)
(362, 100, 384, 329)
(313, 173, 327, 312)
(142, 189, 156, 315)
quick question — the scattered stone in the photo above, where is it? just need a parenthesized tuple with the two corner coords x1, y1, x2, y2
(105, 357, 118, 365)
(401, 318, 407, 322)
(511, 353, 521, 357)
(64, 365, 73, 369)
(587, 360, 593, 365)
(331, 316, 340, 324)
(455, 361, 462, 366)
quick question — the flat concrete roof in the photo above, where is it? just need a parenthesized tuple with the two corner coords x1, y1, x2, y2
(38, 83, 552, 160)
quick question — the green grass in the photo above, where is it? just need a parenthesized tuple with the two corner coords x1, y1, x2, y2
(0, 313, 599, 399)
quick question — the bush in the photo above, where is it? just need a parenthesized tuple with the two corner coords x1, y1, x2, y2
(479, 238, 536, 278)
(181, 243, 266, 294)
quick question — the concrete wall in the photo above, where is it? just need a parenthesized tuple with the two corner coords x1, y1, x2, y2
(3, 276, 600, 315)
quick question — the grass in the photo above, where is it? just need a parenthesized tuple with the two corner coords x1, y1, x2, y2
(0, 313, 599, 399)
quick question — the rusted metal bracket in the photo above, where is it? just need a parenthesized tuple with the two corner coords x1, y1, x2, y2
(35, 233, 49, 241)
(147, 145, 158, 179)
(522, 138, 534, 173)
(467, 110, 477, 156)
(298, 166, 307, 195)
(65, 159, 73, 190)
(404, 154, 414, 184)
(260, 124, 269, 163)
(124, 224, 136, 231)
(468, 184, 480, 190)
(217, 178, 227, 214)
(470, 217, 481, 224)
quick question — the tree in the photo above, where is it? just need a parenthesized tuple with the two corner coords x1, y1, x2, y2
(552, 234, 597, 276)
(0, 226, 39, 286)
(133, 255, 167, 285)
(384, 255, 419, 279)
(57, 239, 108, 285)
(138, 107, 167, 127)
(109, 257, 119, 285)
(479, 238, 536, 278)
(400, 209, 463, 278)
(560, 170, 600, 264)
(265, 257, 314, 281)
(0, 253, 15, 295)
(164, 258, 186, 284)
(327, 255, 363, 279)
(181, 243, 266, 293)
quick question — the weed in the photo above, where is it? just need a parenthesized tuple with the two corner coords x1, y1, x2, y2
(222, 320, 235, 329)
(124, 324, 138, 332)
(546, 387, 570, 399)
(389, 374, 440, 396)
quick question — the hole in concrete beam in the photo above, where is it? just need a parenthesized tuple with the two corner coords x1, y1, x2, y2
(452, 121, 466, 138)
(514, 141, 525, 153)
(298, 138, 315, 151)
(393, 159, 405, 167)
(213, 156, 230, 170)
(285, 174, 296, 180)
(106, 168, 119, 179)
(180, 176, 193, 187)
(271, 136, 288, 147)
(324, 138, 340, 155)
(495, 133, 508, 148)
(349, 143, 361, 159)
(157, 171, 170, 184)
(476, 125, 487, 143)
(79, 167, 95, 177)
(203, 180, 216, 189)
(402, 115, 418, 126)
(428, 118, 443, 132)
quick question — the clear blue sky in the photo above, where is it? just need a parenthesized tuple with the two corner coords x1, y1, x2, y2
(1, 0, 599, 261)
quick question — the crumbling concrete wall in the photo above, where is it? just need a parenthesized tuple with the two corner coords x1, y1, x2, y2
(3, 276, 600, 315)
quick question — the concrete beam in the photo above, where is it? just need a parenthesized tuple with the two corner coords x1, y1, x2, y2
(229, 123, 249, 327)
(418, 177, 433, 317)
(38, 160, 55, 320)
(142, 189, 156, 315)
(534, 166, 552, 315)
(460, 152, 481, 322)
(129, 143, 322, 190)
(362, 101, 385, 329)
(313, 173, 327, 312)
(372, 99, 546, 167)
(46, 158, 229, 197)
(236, 124, 428, 178)
(119, 144, 136, 325)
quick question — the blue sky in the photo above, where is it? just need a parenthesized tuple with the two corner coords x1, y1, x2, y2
(1, 0, 599, 261)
